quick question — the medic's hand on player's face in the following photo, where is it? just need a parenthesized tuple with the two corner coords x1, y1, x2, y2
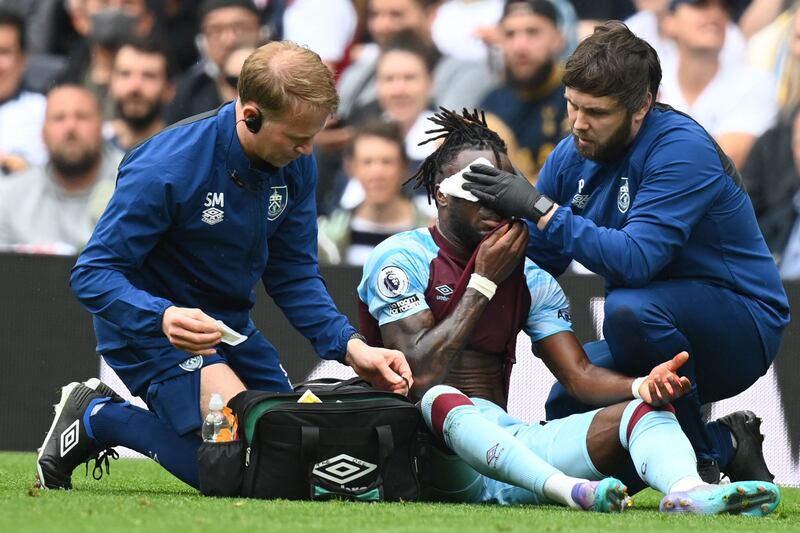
(345, 338, 413, 396)
(462, 164, 544, 220)
(475, 221, 529, 284)
(639, 351, 693, 406)
(162, 306, 223, 356)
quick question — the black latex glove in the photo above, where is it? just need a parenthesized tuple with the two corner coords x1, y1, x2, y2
(463, 164, 550, 221)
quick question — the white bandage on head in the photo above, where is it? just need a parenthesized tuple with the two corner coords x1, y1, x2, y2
(438, 157, 494, 202)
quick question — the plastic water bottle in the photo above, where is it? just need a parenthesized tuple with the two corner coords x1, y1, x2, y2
(201, 393, 231, 442)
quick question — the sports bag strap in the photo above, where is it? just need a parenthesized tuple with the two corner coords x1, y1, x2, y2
(375, 425, 394, 466)
(301, 426, 320, 466)
(293, 376, 372, 392)
(330, 377, 372, 390)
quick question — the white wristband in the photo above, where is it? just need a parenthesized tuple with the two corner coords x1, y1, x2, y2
(467, 273, 497, 300)
(631, 377, 646, 400)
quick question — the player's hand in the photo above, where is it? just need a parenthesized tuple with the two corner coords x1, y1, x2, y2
(345, 338, 413, 396)
(162, 306, 222, 356)
(639, 351, 693, 406)
(475, 220, 528, 284)
(462, 164, 545, 220)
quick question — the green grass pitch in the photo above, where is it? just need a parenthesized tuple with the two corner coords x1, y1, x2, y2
(1, 451, 797, 532)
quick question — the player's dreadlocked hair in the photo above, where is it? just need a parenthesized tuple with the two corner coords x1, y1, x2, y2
(406, 107, 507, 204)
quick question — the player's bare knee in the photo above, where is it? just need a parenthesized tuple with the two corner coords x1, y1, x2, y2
(591, 402, 629, 442)
(587, 403, 630, 475)
(200, 363, 246, 417)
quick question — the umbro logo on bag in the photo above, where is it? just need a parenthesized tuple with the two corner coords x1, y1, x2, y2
(312, 454, 377, 485)
(60, 419, 79, 457)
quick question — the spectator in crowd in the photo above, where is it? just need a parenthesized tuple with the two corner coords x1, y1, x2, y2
(337, 0, 496, 122)
(0, 0, 60, 54)
(747, 2, 800, 113)
(318, 121, 432, 265)
(337, 32, 438, 217)
(106, 37, 175, 151)
(282, 0, 358, 72)
(431, 0, 578, 63)
(367, 33, 438, 164)
(430, 0, 505, 62)
(737, 0, 790, 39)
(166, 0, 262, 123)
(626, 0, 747, 72)
(742, 107, 800, 273)
(0, 84, 123, 254)
(60, 0, 158, 119)
(657, 0, 777, 169)
(160, 0, 202, 74)
(0, 8, 47, 174)
(215, 41, 259, 104)
(481, 0, 570, 180)
(571, 0, 636, 39)
(320, 0, 470, 213)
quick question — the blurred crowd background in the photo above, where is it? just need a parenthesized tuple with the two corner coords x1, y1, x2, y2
(1, 0, 799, 279)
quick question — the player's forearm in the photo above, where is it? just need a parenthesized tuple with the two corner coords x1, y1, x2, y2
(406, 290, 490, 393)
(562, 363, 638, 406)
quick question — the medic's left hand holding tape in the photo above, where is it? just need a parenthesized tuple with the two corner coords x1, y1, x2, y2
(462, 164, 557, 222)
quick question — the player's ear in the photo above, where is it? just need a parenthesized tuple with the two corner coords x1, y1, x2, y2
(632, 92, 652, 124)
(434, 184, 448, 207)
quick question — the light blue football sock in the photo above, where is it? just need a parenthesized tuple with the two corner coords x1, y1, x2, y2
(421, 385, 563, 499)
(620, 400, 701, 494)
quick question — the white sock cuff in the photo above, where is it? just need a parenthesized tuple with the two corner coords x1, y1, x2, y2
(420, 384, 469, 432)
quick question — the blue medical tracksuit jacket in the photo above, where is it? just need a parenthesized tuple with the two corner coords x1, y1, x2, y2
(528, 103, 790, 358)
(71, 102, 355, 395)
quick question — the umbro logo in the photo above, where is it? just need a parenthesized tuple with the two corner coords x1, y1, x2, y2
(435, 284, 453, 301)
(571, 194, 589, 209)
(202, 191, 225, 225)
(313, 454, 377, 485)
(435, 285, 453, 296)
(201, 207, 224, 225)
(60, 419, 79, 457)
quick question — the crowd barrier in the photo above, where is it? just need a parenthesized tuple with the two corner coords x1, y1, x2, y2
(2, 252, 797, 486)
